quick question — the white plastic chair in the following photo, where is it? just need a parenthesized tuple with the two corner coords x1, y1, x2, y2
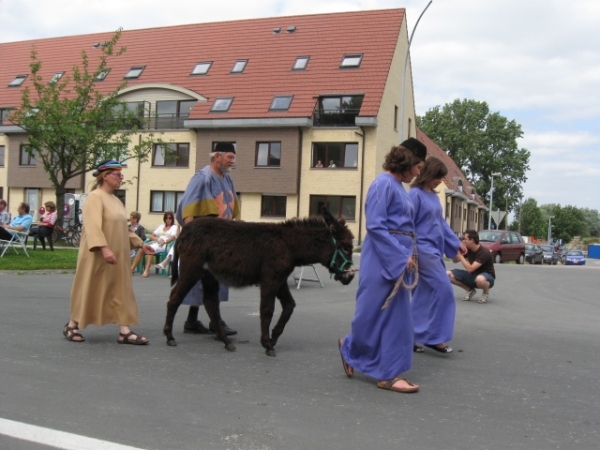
(292, 264, 324, 290)
(0, 230, 31, 257)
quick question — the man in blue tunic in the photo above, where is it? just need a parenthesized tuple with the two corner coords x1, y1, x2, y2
(410, 157, 465, 354)
(176, 142, 240, 335)
(338, 139, 426, 394)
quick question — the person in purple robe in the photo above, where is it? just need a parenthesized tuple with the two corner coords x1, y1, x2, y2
(338, 138, 426, 394)
(409, 157, 466, 354)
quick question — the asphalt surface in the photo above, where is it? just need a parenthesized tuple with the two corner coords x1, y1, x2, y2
(1, 257, 599, 450)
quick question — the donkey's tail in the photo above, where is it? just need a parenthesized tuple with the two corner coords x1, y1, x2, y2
(170, 243, 179, 286)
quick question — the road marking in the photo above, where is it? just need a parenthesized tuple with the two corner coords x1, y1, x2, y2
(0, 418, 146, 450)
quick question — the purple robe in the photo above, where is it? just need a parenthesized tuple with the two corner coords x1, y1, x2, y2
(340, 173, 415, 380)
(409, 187, 461, 345)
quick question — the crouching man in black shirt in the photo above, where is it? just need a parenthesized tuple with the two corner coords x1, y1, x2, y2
(447, 229, 496, 304)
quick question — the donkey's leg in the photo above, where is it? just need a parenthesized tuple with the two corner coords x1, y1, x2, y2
(202, 277, 235, 352)
(164, 268, 201, 346)
(270, 282, 297, 348)
(259, 283, 279, 357)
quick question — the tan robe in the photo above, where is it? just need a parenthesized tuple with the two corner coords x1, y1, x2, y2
(70, 189, 143, 328)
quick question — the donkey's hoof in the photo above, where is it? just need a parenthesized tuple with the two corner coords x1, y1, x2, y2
(266, 349, 276, 357)
(225, 343, 236, 352)
(166, 339, 177, 347)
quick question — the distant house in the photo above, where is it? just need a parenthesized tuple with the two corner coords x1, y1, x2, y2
(0, 9, 421, 242)
(416, 128, 487, 234)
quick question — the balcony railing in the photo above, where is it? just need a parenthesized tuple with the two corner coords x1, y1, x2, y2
(313, 108, 361, 127)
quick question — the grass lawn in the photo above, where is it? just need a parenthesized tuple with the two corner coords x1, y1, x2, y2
(0, 247, 78, 271)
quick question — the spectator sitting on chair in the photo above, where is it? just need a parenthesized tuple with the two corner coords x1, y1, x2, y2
(447, 229, 496, 304)
(0, 202, 33, 241)
(328, 160, 336, 168)
(29, 201, 57, 250)
(0, 199, 11, 226)
(130, 211, 178, 278)
(315, 160, 324, 168)
(128, 211, 147, 259)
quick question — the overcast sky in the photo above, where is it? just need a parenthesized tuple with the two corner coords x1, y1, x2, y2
(1, 0, 599, 212)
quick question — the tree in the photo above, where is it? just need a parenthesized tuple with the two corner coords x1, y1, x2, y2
(540, 204, 588, 243)
(581, 208, 600, 237)
(417, 99, 530, 217)
(9, 29, 162, 226)
(514, 198, 546, 238)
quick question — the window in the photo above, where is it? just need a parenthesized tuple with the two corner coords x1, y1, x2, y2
(0, 145, 4, 166)
(261, 195, 287, 218)
(9, 75, 27, 87)
(309, 195, 356, 221)
(293, 56, 309, 70)
(314, 95, 363, 126)
(152, 143, 190, 167)
(19, 145, 35, 166)
(210, 97, 233, 112)
(394, 105, 398, 131)
(96, 144, 129, 165)
(231, 60, 248, 73)
(0, 108, 13, 123)
(256, 142, 281, 167)
(124, 66, 145, 79)
(340, 54, 363, 68)
(113, 101, 148, 129)
(114, 189, 126, 206)
(49, 72, 65, 84)
(151, 191, 184, 213)
(95, 69, 111, 81)
(269, 96, 293, 111)
(191, 62, 212, 75)
(312, 143, 358, 169)
(155, 100, 196, 128)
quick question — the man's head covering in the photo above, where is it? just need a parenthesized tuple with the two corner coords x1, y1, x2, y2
(214, 142, 236, 154)
(400, 138, 427, 161)
(92, 159, 123, 177)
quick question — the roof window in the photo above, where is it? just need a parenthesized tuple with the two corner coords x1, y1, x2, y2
(340, 54, 363, 68)
(8, 75, 27, 87)
(231, 60, 248, 73)
(270, 96, 293, 111)
(49, 72, 65, 84)
(210, 97, 233, 112)
(191, 62, 212, 75)
(293, 56, 309, 71)
(95, 69, 111, 82)
(124, 66, 145, 79)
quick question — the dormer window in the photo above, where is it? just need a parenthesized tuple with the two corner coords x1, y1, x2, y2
(95, 69, 111, 81)
(340, 54, 363, 68)
(210, 97, 233, 112)
(293, 56, 309, 70)
(231, 60, 248, 73)
(191, 62, 212, 75)
(49, 72, 65, 84)
(124, 66, 145, 79)
(269, 96, 293, 111)
(8, 75, 27, 87)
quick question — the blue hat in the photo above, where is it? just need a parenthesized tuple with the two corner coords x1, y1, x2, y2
(92, 159, 123, 177)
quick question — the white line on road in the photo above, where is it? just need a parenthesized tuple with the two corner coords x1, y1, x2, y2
(0, 418, 147, 450)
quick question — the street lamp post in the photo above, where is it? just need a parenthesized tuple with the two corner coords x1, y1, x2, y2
(398, 1, 432, 142)
(548, 215, 555, 244)
(487, 172, 502, 230)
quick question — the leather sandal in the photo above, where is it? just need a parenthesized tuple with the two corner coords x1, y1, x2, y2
(377, 377, 419, 393)
(63, 322, 85, 342)
(338, 338, 354, 377)
(424, 344, 453, 353)
(117, 331, 149, 345)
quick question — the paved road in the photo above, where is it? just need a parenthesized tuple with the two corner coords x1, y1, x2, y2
(1, 258, 599, 450)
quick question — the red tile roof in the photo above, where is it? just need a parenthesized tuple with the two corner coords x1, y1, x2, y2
(416, 128, 486, 206)
(0, 9, 406, 120)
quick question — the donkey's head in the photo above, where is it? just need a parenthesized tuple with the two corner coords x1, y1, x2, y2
(321, 207, 355, 285)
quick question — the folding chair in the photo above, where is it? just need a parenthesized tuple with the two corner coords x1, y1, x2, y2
(0, 230, 31, 258)
(292, 264, 324, 290)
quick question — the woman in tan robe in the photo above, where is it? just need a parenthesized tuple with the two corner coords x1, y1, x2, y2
(63, 160, 152, 344)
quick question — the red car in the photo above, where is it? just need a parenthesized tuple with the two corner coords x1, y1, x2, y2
(478, 230, 526, 264)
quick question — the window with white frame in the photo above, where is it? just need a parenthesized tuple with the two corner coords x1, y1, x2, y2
(150, 191, 184, 213)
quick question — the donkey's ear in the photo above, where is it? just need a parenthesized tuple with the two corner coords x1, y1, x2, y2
(321, 206, 337, 227)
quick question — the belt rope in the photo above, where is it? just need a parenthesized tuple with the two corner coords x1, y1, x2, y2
(381, 230, 419, 310)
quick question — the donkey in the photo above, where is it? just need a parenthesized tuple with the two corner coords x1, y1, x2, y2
(163, 207, 355, 356)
